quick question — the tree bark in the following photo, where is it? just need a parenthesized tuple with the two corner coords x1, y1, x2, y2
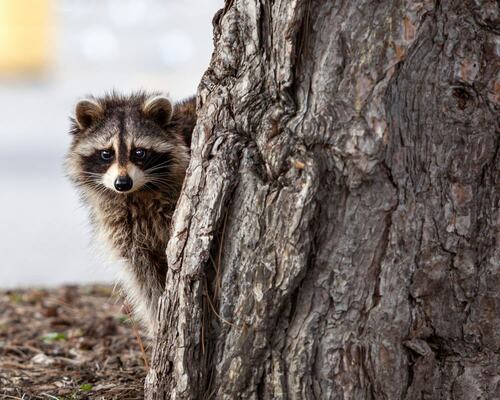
(145, 0, 499, 398)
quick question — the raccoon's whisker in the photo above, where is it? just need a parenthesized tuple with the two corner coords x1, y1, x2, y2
(144, 164, 171, 173)
(144, 159, 171, 169)
(93, 183, 108, 193)
(78, 175, 100, 181)
(145, 158, 170, 166)
(145, 172, 176, 179)
(144, 183, 177, 196)
(142, 184, 158, 194)
(79, 176, 100, 181)
(146, 176, 176, 183)
(148, 185, 177, 194)
(148, 183, 176, 190)
(147, 180, 178, 189)
(79, 179, 102, 188)
(81, 178, 104, 187)
(146, 177, 177, 186)
(148, 153, 170, 162)
(76, 179, 99, 188)
(81, 171, 102, 175)
(77, 172, 101, 181)
(87, 184, 108, 197)
(146, 153, 166, 161)
(77, 178, 109, 195)
(146, 171, 174, 177)
(145, 178, 176, 185)
(144, 174, 172, 179)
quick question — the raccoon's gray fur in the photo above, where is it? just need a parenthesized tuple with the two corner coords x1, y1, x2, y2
(65, 92, 196, 337)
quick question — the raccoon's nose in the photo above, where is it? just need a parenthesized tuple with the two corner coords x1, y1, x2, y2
(114, 175, 133, 192)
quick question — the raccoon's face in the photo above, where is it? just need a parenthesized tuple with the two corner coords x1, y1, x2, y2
(66, 94, 189, 197)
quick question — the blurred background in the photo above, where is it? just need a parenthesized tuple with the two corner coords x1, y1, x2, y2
(0, 0, 223, 288)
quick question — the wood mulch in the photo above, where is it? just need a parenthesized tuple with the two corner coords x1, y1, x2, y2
(0, 285, 148, 399)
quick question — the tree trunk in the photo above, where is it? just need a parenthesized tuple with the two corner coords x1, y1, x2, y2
(145, 0, 499, 398)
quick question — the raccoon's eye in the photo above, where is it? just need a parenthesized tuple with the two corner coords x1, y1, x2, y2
(100, 149, 114, 161)
(133, 148, 146, 159)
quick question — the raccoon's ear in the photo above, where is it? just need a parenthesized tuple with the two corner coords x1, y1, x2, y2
(142, 96, 172, 127)
(75, 99, 103, 130)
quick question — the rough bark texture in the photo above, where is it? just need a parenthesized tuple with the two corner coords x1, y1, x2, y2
(145, 0, 499, 399)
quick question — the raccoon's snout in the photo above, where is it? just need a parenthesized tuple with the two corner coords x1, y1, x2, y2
(101, 163, 145, 193)
(114, 175, 133, 192)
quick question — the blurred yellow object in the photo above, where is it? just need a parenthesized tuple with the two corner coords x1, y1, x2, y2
(0, 0, 53, 75)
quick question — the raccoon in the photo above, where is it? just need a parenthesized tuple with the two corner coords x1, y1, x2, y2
(65, 92, 196, 338)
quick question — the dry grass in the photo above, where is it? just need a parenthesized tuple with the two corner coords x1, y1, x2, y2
(0, 285, 147, 399)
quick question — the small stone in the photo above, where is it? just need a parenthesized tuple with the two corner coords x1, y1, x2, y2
(31, 353, 55, 366)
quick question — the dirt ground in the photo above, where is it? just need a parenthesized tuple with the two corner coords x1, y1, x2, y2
(0, 285, 148, 399)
